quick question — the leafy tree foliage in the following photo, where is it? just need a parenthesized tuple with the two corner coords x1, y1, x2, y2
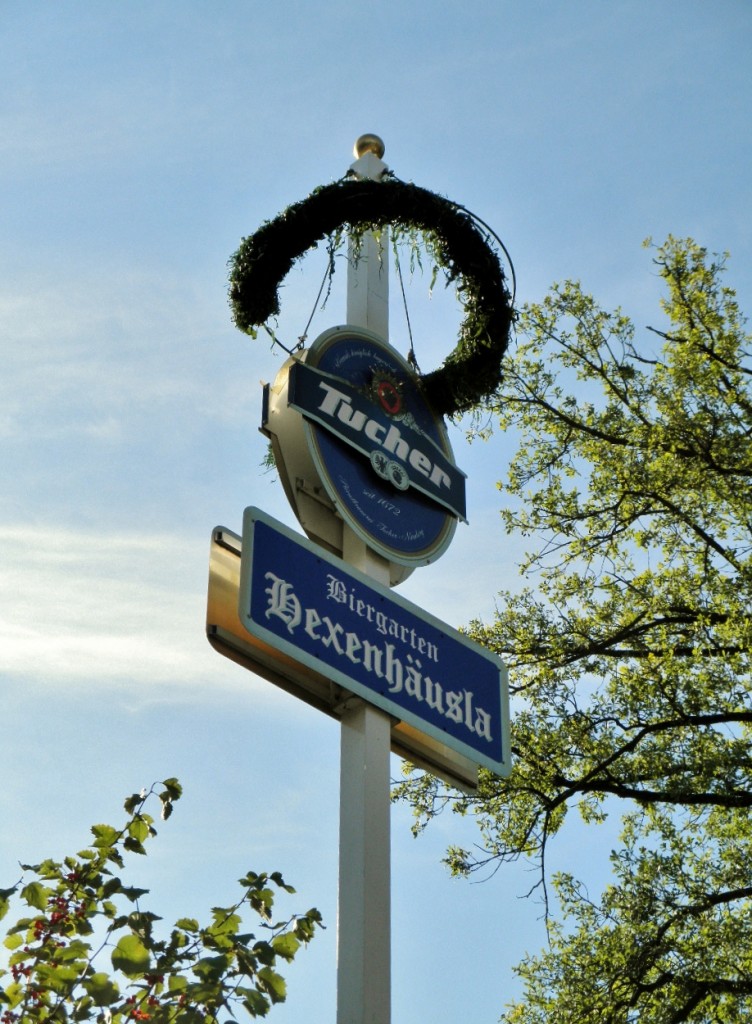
(394, 237, 752, 1022)
(0, 781, 321, 1023)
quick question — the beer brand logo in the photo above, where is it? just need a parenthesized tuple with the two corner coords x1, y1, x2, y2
(288, 361, 466, 521)
(370, 372, 403, 417)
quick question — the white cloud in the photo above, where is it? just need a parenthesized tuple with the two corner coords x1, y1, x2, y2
(0, 265, 267, 444)
(0, 522, 263, 697)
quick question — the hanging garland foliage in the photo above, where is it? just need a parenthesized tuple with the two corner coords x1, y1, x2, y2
(228, 176, 515, 417)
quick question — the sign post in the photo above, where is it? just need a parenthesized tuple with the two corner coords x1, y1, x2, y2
(338, 134, 393, 1024)
(210, 133, 512, 1024)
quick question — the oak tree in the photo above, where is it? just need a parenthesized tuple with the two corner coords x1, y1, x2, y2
(395, 237, 752, 1023)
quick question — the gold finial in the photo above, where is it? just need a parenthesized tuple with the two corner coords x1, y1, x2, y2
(354, 134, 385, 160)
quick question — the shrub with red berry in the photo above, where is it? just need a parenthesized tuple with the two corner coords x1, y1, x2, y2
(0, 780, 321, 1022)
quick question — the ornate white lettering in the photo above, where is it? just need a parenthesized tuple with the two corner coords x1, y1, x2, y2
(321, 616, 344, 654)
(259, 574, 494, 747)
(317, 382, 350, 416)
(405, 655, 423, 700)
(474, 707, 493, 741)
(464, 690, 476, 734)
(361, 639, 383, 677)
(305, 607, 321, 640)
(424, 675, 444, 714)
(444, 690, 464, 724)
(326, 574, 348, 603)
(384, 643, 403, 693)
(345, 631, 362, 664)
(264, 572, 301, 634)
(314, 381, 452, 492)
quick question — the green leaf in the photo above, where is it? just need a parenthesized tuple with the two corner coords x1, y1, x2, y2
(175, 917, 199, 932)
(128, 910, 161, 929)
(5, 916, 32, 937)
(257, 966, 286, 1004)
(53, 939, 89, 962)
(3, 933, 24, 951)
(209, 907, 241, 938)
(21, 880, 52, 910)
(83, 971, 121, 1006)
(271, 932, 301, 962)
(192, 953, 230, 981)
(2, 981, 24, 1009)
(91, 824, 119, 849)
(123, 792, 144, 815)
(128, 818, 151, 844)
(101, 876, 123, 897)
(236, 947, 258, 976)
(241, 988, 270, 1017)
(36, 961, 81, 990)
(120, 886, 150, 903)
(161, 778, 182, 800)
(35, 858, 61, 879)
(123, 837, 146, 856)
(111, 933, 150, 977)
(269, 871, 295, 894)
(0, 886, 17, 922)
(293, 909, 322, 943)
(252, 940, 275, 967)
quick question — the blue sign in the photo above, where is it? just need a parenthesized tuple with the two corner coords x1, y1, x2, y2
(289, 361, 466, 520)
(238, 507, 511, 775)
(295, 327, 465, 566)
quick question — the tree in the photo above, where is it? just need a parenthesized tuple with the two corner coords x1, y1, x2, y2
(394, 237, 752, 1022)
(0, 780, 321, 1023)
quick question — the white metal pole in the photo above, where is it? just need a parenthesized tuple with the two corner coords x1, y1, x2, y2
(336, 134, 393, 1024)
(346, 134, 389, 338)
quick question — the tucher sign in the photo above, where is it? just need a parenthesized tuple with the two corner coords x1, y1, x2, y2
(262, 326, 466, 571)
(288, 360, 466, 520)
(236, 507, 511, 776)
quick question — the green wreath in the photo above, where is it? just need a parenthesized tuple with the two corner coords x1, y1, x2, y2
(228, 177, 515, 417)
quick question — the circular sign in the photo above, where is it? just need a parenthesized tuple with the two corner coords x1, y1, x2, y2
(296, 326, 465, 566)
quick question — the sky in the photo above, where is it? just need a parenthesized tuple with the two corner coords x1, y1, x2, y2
(1, 2, 751, 1021)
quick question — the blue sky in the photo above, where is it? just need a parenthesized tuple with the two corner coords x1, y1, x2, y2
(2, 3, 751, 1022)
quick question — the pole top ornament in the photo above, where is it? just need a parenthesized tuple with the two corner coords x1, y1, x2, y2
(354, 133, 386, 160)
(229, 157, 515, 418)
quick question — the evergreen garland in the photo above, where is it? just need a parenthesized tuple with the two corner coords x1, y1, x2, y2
(229, 177, 515, 417)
